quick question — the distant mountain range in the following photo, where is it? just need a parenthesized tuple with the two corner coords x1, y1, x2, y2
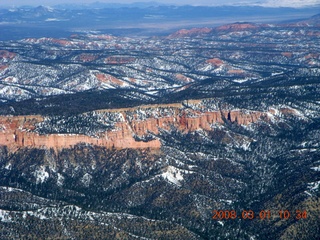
(54, 1, 169, 9)
(0, 5, 319, 40)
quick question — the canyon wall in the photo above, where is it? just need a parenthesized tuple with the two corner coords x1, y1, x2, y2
(0, 104, 271, 150)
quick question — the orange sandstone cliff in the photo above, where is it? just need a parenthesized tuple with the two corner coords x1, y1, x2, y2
(0, 103, 275, 150)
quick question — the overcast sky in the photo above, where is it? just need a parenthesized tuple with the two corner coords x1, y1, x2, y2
(1, 0, 319, 8)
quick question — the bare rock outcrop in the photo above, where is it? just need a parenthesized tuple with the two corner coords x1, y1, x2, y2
(1, 103, 291, 151)
(206, 58, 224, 67)
(0, 50, 16, 60)
(216, 23, 258, 31)
(168, 28, 212, 38)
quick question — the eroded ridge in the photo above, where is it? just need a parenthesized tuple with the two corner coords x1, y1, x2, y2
(0, 100, 299, 150)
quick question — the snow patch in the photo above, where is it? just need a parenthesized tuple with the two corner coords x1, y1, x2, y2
(271, 72, 283, 76)
(34, 166, 49, 184)
(57, 173, 64, 186)
(311, 165, 320, 171)
(145, 90, 159, 95)
(232, 78, 251, 83)
(239, 140, 251, 151)
(81, 173, 92, 187)
(220, 199, 233, 204)
(218, 221, 224, 226)
(0, 186, 23, 192)
(5, 162, 12, 170)
(161, 166, 185, 186)
(0, 209, 12, 223)
(308, 180, 320, 191)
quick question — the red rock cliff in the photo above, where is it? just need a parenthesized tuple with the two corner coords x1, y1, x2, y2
(0, 103, 277, 150)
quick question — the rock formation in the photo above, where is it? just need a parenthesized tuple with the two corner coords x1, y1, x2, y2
(0, 50, 16, 60)
(216, 23, 258, 31)
(0, 102, 296, 151)
(206, 58, 224, 67)
(168, 28, 212, 38)
(95, 73, 126, 86)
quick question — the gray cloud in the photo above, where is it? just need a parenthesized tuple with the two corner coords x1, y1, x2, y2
(261, 0, 319, 7)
